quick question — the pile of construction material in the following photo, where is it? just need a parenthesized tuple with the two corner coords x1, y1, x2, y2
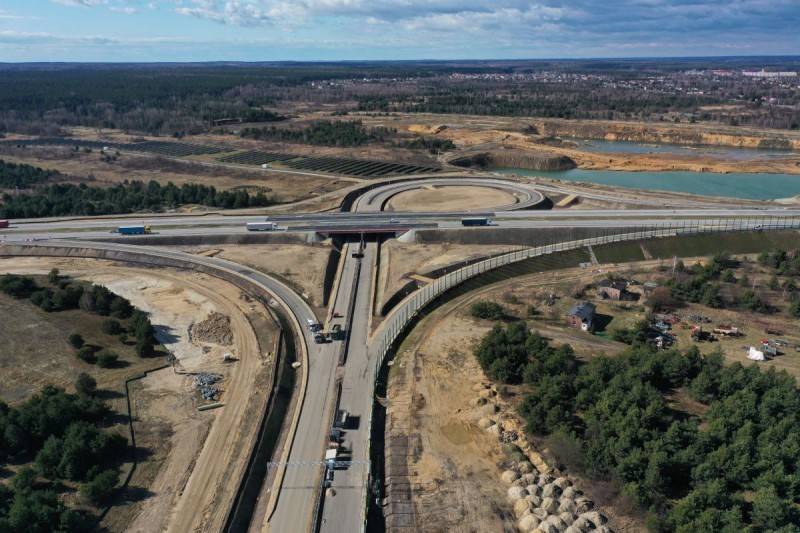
(195, 372, 222, 401)
(469, 382, 612, 532)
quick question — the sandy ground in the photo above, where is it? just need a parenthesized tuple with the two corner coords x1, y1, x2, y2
(385, 185, 518, 212)
(176, 244, 333, 308)
(358, 112, 800, 175)
(0, 256, 277, 532)
(376, 242, 514, 314)
(387, 268, 635, 532)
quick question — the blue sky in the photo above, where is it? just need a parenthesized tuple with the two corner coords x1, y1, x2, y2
(0, 0, 798, 62)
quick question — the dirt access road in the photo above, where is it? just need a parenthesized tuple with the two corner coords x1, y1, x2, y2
(0, 257, 277, 532)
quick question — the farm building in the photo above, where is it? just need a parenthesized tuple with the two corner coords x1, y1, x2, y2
(597, 279, 633, 301)
(566, 302, 596, 331)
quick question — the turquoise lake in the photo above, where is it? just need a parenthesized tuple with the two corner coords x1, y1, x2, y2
(564, 137, 798, 161)
(491, 168, 800, 201)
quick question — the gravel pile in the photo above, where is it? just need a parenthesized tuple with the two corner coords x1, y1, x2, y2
(190, 312, 234, 345)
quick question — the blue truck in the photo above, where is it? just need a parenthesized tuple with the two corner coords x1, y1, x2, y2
(117, 225, 151, 235)
(461, 217, 490, 227)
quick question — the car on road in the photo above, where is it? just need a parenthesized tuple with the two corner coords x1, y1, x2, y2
(389, 218, 399, 223)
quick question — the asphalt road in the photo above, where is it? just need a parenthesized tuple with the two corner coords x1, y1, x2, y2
(5, 176, 800, 533)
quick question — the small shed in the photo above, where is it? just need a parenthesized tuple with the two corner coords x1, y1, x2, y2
(566, 302, 596, 331)
(597, 279, 632, 301)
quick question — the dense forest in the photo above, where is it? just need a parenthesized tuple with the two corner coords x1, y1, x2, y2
(476, 321, 800, 530)
(0, 159, 61, 189)
(239, 120, 395, 147)
(1, 59, 798, 135)
(0, 382, 127, 532)
(0, 179, 277, 218)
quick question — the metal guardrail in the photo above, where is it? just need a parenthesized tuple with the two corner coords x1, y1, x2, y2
(361, 215, 800, 531)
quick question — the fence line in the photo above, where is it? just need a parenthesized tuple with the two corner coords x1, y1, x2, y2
(360, 216, 799, 532)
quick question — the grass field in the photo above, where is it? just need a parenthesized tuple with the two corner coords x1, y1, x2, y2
(593, 242, 646, 264)
(0, 288, 166, 408)
(644, 230, 800, 259)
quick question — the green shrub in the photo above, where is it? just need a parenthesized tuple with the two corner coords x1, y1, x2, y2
(470, 301, 504, 320)
(68, 333, 85, 349)
(96, 350, 119, 369)
(76, 346, 95, 364)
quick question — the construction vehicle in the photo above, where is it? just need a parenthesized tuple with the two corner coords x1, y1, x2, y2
(328, 428, 343, 448)
(222, 353, 235, 363)
(329, 323, 345, 341)
(762, 342, 778, 357)
(0, 220, 9, 229)
(306, 318, 322, 332)
(313, 332, 327, 344)
(460, 217, 490, 227)
(117, 225, 151, 235)
(246, 221, 278, 231)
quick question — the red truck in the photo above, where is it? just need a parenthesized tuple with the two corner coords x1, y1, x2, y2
(0, 220, 9, 229)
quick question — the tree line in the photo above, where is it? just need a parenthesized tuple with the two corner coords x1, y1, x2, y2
(0, 179, 277, 219)
(476, 321, 800, 530)
(239, 120, 396, 147)
(0, 159, 60, 189)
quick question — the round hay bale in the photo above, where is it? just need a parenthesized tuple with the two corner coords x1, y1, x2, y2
(541, 496, 559, 515)
(518, 514, 541, 532)
(525, 494, 543, 507)
(501, 470, 520, 484)
(532, 507, 549, 520)
(514, 498, 532, 517)
(522, 473, 539, 484)
(557, 499, 577, 514)
(561, 487, 579, 500)
(537, 521, 559, 533)
(559, 512, 578, 525)
(487, 423, 502, 436)
(545, 515, 568, 532)
(469, 397, 488, 407)
(518, 461, 534, 473)
(479, 403, 499, 416)
(542, 484, 562, 499)
(573, 516, 592, 530)
(479, 388, 497, 399)
(537, 474, 554, 486)
(508, 486, 528, 500)
(528, 484, 543, 497)
(580, 511, 607, 527)
(477, 417, 495, 428)
(575, 498, 594, 513)
(554, 477, 573, 489)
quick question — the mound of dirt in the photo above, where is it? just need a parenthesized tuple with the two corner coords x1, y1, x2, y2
(190, 312, 234, 345)
(449, 149, 576, 171)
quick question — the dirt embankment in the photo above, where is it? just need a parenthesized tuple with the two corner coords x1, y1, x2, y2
(533, 119, 800, 150)
(449, 149, 576, 171)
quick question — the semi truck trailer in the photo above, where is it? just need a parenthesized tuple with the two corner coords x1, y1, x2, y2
(117, 225, 151, 235)
(0, 220, 9, 228)
(460, 217, 490, 226)
(246, 222, 278, 231)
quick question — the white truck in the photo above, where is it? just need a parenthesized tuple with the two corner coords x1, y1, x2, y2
(246, 222, 278, 231)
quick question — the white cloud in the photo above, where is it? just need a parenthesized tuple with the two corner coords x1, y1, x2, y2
(52, 0, 109, 6)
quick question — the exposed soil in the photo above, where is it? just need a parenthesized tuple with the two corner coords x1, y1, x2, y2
(376, 242, 513, 314)
(190, 311, 234, 346)
(386, 268, 633, 532)
(176, 243, 333, 308)
(0, 256, 278, 532)
(385, 185, 517, 212)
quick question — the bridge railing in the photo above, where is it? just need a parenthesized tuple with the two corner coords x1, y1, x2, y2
(361, 215, 799, 531)
(370, 216, 800, 364)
